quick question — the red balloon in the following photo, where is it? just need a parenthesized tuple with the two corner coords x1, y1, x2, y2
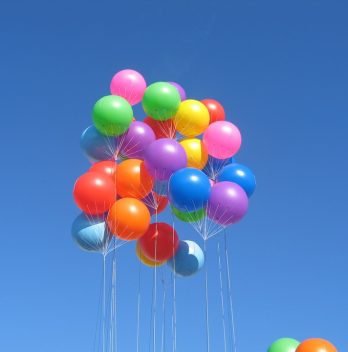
(89, 160, 117, 183)
(201, 99, 225, 123)
(73, 172, 116, 215)
(139, 222, 179, 261)
(144, 116, 176, 139)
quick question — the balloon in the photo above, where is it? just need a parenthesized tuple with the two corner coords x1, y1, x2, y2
(144, 138, 187, 180)
(89, 161, 117, 183)
(71, 213, 111, 253)
(168, 240, 204, 276)
(73, 172, 116, 215)
(80, 125, 119, 162)
(202, 155, 235, 180)
(153, 179, 169, 196)
(171, 206, 205, 223)
(268, 338, 300, 352)
(207, 181, 248, 225)
(201, 99, 225, 123)
(138, 222, 179, 261)
(203, 121, 241, 159)
(217, 163, 256, 197)
(93, 95, 133, 136)
(110, 69, 146, 105)
(144, 116, 176, 139)
(173, 99, 210, 137)
(168, 82, 186, 101)
(180, 138, 208, 169)
(142, 82, 181, 121)
(143, 192, 168, 215)
(296, 338, 337, 352)
(119, 121, 155, 159)
(136, 242, 165, 267)
(168, 168, 211, 212)
(107, 198, 150, 240)
(116, 159, 154, 199)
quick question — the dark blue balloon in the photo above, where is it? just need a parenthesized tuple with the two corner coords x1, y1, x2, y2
(168, 168, 211, 212)
(202, 156, 235, 180)
(80, 125, 120, 163)
(168, 240, 204, 277)
(217, 163, 256, 197)
(153, 179, 169, 196)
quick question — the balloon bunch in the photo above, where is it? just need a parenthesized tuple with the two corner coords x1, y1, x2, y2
(268, 337, 337, 352)
(72, 68, 255, 276)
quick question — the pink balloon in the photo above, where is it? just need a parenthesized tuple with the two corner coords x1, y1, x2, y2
(110, 69, 147, 105)
(203, 121, 242, 159)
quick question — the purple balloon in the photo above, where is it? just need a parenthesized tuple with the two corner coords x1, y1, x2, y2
(207, 181, 248, 225)
(144, 138, 187, 181)
(169, 82, 186, 101)
(119, 121, 155, 159)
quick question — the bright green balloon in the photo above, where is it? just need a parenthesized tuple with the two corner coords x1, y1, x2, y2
(93, 95, 133, 136)
(142, 82, 181, 121)
(268, 338, 300, 352)
(171, 206, 205, 222)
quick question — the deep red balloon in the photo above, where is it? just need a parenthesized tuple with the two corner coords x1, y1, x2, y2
(201, 99, 225, 123)
(144, 116, 176, 139)
(139, 222, 179, 261)
(73, 172, 116, 215)
(89, 160, 117, 183)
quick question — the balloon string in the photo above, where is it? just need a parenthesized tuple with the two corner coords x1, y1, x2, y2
(102, 254, 106, 352)
(224, 231, 237, 352)
(204, 240, 210, 352)
(217, 241, 227, 352)
(137, 259, 141, 352)
(160, 270, 166, 352)
(170, 216, 177, 352)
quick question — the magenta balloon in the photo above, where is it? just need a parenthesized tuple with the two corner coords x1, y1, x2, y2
(203, 121, 242, 159)
(207, 181, 248, 225)
(110, 69, 147, 105)
(120, 121, 155, 159)
(144, 138, 187, 180)
(169, 82, 186, 101)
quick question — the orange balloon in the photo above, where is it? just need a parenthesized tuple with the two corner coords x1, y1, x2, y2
(297, 338, 337, 352)
(107, 198, 150, 240)
(116, 159, 154, 199)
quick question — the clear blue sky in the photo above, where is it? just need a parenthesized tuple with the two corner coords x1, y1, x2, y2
(1, 0, 347, 351)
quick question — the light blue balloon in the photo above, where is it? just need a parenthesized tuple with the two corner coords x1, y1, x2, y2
(71, 213, 111, 253)
(168, 240, 204, 277)
(80, 125, 120, 163)
(217, 163, 256, 197)
(168, 168, 211, 212)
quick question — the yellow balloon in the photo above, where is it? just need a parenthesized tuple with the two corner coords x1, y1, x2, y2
(180, 138, 208, 169)
(136, 242, 165, 267)
(173, 100, 210, 137)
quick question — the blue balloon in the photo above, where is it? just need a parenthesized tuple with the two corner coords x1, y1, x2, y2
(168, 240, 204, 277)
(217, 163, 256, 197)
(169, 168, 211, 212)
(80, 125, 120, 163)
(202, 156, 235, 180)
(71, 213, 111, 253)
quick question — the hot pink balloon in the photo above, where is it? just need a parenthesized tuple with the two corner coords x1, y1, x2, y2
(110, 69, 147, 105)
(203, 121, 242, 159)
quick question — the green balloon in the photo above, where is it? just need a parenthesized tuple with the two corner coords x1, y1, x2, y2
(268, 338, 300, 352)
(171, 206, 205, 222)
(142, 82, 181, 121)
(93, 95, 133, 136)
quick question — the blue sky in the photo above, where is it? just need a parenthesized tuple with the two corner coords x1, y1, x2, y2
(1, 0, 347, 351)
